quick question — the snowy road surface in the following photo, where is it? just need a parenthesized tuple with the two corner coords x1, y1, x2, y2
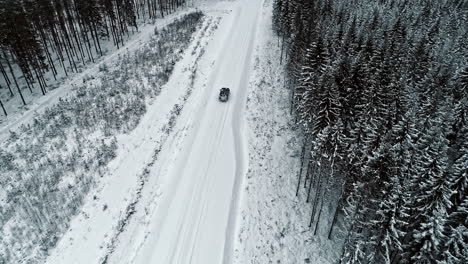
(127, 1, 261, 263)
(46, 0, 262, 263)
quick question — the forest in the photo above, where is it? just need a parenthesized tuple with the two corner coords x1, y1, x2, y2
(0, 5, 203, 264)
(0, 0, 189, 115)
(273, 0, 467, 263)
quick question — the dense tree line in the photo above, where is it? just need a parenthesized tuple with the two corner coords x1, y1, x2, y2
(0, 0, 188, 114)
(273, 0, 467, 263)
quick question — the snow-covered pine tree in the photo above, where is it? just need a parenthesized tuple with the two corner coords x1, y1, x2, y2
(442, 195, 468, 263)
(272, 0, 284, 35)
(312, 63, 341, 138)
(448, 124, 467, 210)
(0, 93, 6, 116)
(405, 114, 453, 263)
(272, 0, 467, 262)
(295, 34, 329, 129)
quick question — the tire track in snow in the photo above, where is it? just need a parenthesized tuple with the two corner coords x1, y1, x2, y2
(223, 1, 263, 263)
(174, 104, 230, 264)
(136, 6, 242, 261)
(187, 102, 231, 263)
(98, 16, 216, 264)
(107, 1, 262, 262)
(171, 108, 225, 263)
(105, 14, 223, 264)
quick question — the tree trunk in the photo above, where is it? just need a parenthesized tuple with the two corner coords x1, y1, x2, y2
(304, 152, 313, 188)
(3, 50, 26, 105)
(32, 63, 46, 95)
(0, 95, 6, 116)
(0, 62, 14, 96)
(37, 24, 57, 80)
(295, 143, 306, 196)
(159, 0, 165, 17)
(23, 68, 34, 93)
(306, 161, 316, 202)
(314, 157, 335, 235)
(147, 0, 152, 19)
(77, 18, 94, 63)
(309, 162, 323, 227)
(314, 198, 324, 235)
(49, 26, 68, 76)
(280, 33, 285, 65)
(328, 176, 347, 239)
(328, 195, 341, 239)
(64, 0, 86, 65)
(91, 23, 103, 56)
(290, 79, 295, 115)
(57, 23, 77, 72)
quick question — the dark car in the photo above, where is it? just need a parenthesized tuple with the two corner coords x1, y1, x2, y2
(219, 87, 230, 102)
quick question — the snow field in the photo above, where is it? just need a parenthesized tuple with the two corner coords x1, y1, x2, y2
(0, 12, 205, 264)
(233, 0, 341, 263)
(0, 9, 200, 143)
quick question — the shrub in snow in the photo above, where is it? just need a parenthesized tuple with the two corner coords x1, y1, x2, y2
(0, 12, 204, 264)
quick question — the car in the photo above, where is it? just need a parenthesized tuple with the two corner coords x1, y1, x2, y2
(219, 87, 230, 102)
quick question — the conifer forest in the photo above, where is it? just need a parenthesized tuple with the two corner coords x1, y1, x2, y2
(0, 0, 189, 114)
(0, 0, 466, 263)
(273, 0, 467, 263)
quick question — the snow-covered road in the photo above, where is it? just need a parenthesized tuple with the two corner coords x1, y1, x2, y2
(44, 1, 262, 263)
(128, 1, 261, 263)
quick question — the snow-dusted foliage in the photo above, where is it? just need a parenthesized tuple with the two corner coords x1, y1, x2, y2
(0, 0, 188, 114)
(272, 0, 467, 263)
(0, 12, 203, 264)
(235, 1, 339, 262)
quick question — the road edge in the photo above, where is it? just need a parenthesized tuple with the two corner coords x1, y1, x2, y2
(222, 0, 264, 263)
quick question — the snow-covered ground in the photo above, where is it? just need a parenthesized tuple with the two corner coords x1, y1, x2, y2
(3, 0, 340, 263)
(0, 9, 199, 144)
(46, 0, 262, 263)
(233, 1, 340, 263)
(1, 9, 206, 264)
